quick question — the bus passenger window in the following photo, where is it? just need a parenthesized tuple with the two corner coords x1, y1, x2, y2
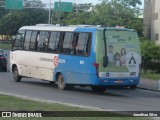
(71, 33, 79, 55)
(58, 32, 65, 54)
(24, 31, 32, 50)
(76, 33, 88, 56)
(37, 31, 48, 52)
(29, 31, 38, 51)
(63, 32, 73, 54)
(85, 33, 91, 56)
(44, 32, 50, 51)
(48, 32, 60, 53)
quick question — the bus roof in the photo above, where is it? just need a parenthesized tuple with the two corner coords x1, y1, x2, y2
(19, 25, 135, 32)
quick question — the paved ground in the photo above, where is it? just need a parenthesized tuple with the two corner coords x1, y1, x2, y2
(138, 78, 159, 91)
(1, 72, 160, 111)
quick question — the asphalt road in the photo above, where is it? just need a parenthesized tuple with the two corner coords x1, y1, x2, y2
(0, 71, 160, 111)
(0, 50, 160, 111)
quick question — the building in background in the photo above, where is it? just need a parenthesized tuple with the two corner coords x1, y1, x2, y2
(144, 0, 160, 44)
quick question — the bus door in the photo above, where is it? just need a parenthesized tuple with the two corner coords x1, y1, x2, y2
(11, 30, 31, 77)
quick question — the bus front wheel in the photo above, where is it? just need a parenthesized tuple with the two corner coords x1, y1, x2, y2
(13, 67, 22, 82)
(57, 74, 74, 90)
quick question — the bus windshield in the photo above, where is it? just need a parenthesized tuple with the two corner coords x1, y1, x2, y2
(96, 29, 141, 78)
(12, 30, 25, 51)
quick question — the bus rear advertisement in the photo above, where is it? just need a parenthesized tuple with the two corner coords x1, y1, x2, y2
(10, 25, 141, 92)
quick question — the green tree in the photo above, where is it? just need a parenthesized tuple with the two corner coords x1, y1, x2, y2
(62, 0, 143, 36)
(24, 0, 46, 8)
(117, 0, 142, 7)
(0, 8, 7, 19)
(0, 9, 48, 35)
(141, 40, 160, 72)
(95, 0, 141, 25)
(0, 0, 8, 19)
(100, 0, 142, 7)
(0, 0, 48, 36)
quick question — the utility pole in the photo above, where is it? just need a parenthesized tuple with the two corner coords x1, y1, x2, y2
(48, 0, 51, 24)
(0, 1, 4, 8)
(58, 0, 61, 24)
(74, 0, 77, 15)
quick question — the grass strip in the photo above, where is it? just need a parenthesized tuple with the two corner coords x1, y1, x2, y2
(0, 94, 151, 120)
(0, 44, 12, 50)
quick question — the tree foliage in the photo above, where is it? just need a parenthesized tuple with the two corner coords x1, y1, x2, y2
(141, 40, 160, 72)
(0, 0, 48, 35)
(24, 0, 46, 8)
(0, 9, 48, 35)
(58, 0, 143, 36)
(117, 0, 142, 7)
(0, 0, 8, 19)
(100, 0, 142, 7)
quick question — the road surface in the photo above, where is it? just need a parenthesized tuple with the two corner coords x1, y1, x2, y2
(0, 72, 160, 111)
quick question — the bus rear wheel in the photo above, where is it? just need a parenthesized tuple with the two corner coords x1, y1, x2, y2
(13, 67, 22, 82)
(130, 85, 137, 89)
(91, 86, 106, 92)
(49, 81, 55, 85)
(57, 74, 74, 90)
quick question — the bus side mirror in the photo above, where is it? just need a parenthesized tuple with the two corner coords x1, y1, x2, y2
(103, 56, 108, 67)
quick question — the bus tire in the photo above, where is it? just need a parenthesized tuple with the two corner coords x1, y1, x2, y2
(91, 86, 106, 92)
(130, 85, 137, 89)
(49, 81, 55, 85)
(57, 74, 74, 90)
(13, 66, 22, 82)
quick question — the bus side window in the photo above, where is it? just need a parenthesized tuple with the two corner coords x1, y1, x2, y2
(35, 32, 40, 51)
(58, 32, 65, 54)
(37, 31, 49, 52)
(76, 33, 88, 56)
(12, 30, 25, 50)
(85, 33, 91, 56)
(71, 33, 79, 55)
(63, 32, 73, 54)
(48, 32, 60, 53)
(24, 31, 32, 51)
(29, 31, 38, 51)
(44, 32, 50, 52)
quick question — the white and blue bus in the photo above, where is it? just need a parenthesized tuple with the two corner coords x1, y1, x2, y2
(10, 25, 141, 92)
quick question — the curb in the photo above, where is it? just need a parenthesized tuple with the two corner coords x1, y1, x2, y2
(137, 87, 160, 92)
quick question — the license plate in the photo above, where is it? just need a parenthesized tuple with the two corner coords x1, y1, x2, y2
(115, 80, 123, 83)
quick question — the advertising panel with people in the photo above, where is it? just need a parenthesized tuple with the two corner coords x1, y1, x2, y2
(96, 29, 141, 89)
